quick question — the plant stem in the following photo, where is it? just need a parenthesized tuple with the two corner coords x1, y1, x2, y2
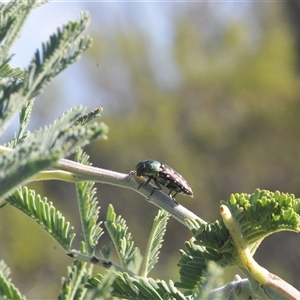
(56, 158, 205, 226)
(220, 205, 268, 284)
(0, 145, 205, 226)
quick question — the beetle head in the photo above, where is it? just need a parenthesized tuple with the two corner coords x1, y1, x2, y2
(135, 160, 161, 176)
(135, 161, 146, 176)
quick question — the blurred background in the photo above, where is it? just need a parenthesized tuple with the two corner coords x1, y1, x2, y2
(1, 1, 300, 298)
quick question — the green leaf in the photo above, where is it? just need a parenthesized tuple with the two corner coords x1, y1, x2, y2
(0, 64, 24, 80)
(0, 9, 92, 137)
(0, 91, 26, 137)
(196, 261, 224, 300)
(99, 244, 113, 261)
(23, 11, 92, 99)
(0, 1, 37, 63)
(0, 1, 40, 135)
(222, 189, 300, 257)
(12, 98, 35, 146)
(0, 106, 108, 200)
(185, 189, 300, 272)
(6, 187, 75, 251)
(186, 218, 230, 262)
(85, 270, 116, 299)
(0, 260, 25, 300)
(75, 108, 103, 126)
(140, 209, 169, 277)
(105, 204, 139, 271)
(88, 272, 187, 300)
(58, 243, 92, 300)
(175, 240, 207, 294)
(75, 148, 104, 255)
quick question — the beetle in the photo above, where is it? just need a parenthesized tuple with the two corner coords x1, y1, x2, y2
(130, 159, 193, 200)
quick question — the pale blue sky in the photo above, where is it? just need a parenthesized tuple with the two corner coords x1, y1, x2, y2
(4, 2, 257, 143)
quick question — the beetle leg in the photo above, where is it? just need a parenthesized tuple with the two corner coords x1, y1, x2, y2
(129, 170, 136, 176)
(127, 170, 136, 181)
(169, 190, 177, 199)
(137, 177, 152, 190)
(143, 177, 152, 186)
(168, 190, 178, 204)
(149, 179, 162, 196)
(152, 178, 162, 190)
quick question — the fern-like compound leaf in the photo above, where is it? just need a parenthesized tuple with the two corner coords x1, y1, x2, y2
(105, 204, 138, 271)
(6, 187, 75, 251)
(75, 149, 103, 255)
(0, 260, 25, 300)
(140, 209, 169, 277)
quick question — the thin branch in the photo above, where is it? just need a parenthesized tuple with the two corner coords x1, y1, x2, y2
(67, 249, 137, 278)
(209, 269, 300, 300)
(0, 145, 204, 226)
(56, 158, 205, 226)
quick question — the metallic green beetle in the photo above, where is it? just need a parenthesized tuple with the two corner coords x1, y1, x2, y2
(130, 159, 193, 199)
